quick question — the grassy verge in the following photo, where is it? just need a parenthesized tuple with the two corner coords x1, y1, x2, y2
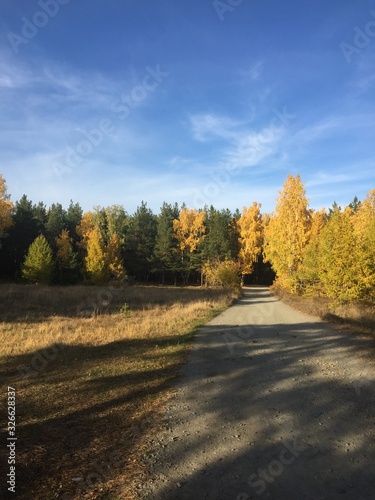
(0, 284, 238, 499)
(270, 284, 375, 335)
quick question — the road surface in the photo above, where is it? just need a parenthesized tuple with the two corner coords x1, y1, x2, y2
(140, 286, 375, 500)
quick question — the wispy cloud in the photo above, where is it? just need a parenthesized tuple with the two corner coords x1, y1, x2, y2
(306, 161, 375, 188)
(305, 172, 352, 188)
(294, 117, 344, 144)
(304, 161, 375, 210)
(0, 52, 34, 89)
(0, 49, 126, 113)
(293, 110, 375, 147)
(189, 111, 286, 170)
(189, 113, 244, 142)
(227, 126, 284, 169)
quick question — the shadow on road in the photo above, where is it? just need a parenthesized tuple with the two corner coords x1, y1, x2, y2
(145, 287, 375, 499)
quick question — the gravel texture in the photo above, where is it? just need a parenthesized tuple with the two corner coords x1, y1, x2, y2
(138, 286, 375, 500)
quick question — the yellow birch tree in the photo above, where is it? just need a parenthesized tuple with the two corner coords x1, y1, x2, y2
(297, 208, 327, 296)
(263, 174, 311, 292)
(353, 189, 375, 235)
(76, 211, 96, 250)
(106, 232, 125, 283)
(173, 208, 206, 283)
(85, 227, 107, 284)
(353, 189, 375, 299)
(237, 202, 263, 274)
(319, 207, 363, 302)
(173, 208, 206, 259)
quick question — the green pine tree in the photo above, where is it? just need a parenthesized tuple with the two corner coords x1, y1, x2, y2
(22, 235, 54, 284)
(154, 202, 180, 282)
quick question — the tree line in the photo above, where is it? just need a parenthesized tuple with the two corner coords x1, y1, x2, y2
(0, 173, 374, 302)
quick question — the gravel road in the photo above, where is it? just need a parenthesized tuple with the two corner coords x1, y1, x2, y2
(140, 286, 375, 500)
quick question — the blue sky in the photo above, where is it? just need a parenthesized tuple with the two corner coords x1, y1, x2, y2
(1, 0, 374, 214)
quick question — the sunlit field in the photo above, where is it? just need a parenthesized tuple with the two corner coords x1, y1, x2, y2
(0, 284, 238, 499)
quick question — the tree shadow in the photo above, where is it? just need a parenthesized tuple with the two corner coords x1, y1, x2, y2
(0, 283, 231, 323)
(1, 286, 374, 499)
(140, 289, 375, 499)
(0, 333, 195, 499)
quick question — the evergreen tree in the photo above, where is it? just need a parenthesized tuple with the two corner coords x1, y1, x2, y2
(154, 202, 180, 282)
(124, 202, 157, 281)
(328, 201, 341, 218)
(55, 229, 79, 284)
(66, 200, 83, 245)
(348, 196, 361, 214)
(22, 235, 54, 284)
(228, 210, 241, 260)
(45, 203, 67, 249)
(32, 201, 47, 234)
(202, 207, 233, 263)
(0, 195, 40, 280)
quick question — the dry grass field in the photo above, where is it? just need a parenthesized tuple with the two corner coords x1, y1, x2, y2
(0, 284, 238, 499)
(271, 284, 375, 334)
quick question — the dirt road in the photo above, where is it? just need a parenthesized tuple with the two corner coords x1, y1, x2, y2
(140, 286, 375, 499)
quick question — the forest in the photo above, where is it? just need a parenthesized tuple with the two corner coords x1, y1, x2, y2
(0, 173, 374, 304)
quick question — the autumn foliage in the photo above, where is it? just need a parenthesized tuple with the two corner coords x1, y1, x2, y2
(264, 177, 375, 303)
(237, 202, 263, 274)
(0, 174, 13, 241)
(0, 173, 374, 302)
(264, 174, 311, 292)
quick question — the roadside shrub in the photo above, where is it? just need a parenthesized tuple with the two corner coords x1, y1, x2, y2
(203, 259, 241, 290)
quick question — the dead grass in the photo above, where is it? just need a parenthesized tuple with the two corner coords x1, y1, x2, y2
(0, 284, 238, 499)
(270, 284, 375, 335)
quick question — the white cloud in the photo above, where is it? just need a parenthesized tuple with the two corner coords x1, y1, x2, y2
(306, 161, 375, 187)
(305, 172, 352, 188)
(189, 113, 243, 142)
(293, 117, 344, 144)
(227, 126, 284, 169)
(189, 111, 285, 170)
(0, 52, 34, 89)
